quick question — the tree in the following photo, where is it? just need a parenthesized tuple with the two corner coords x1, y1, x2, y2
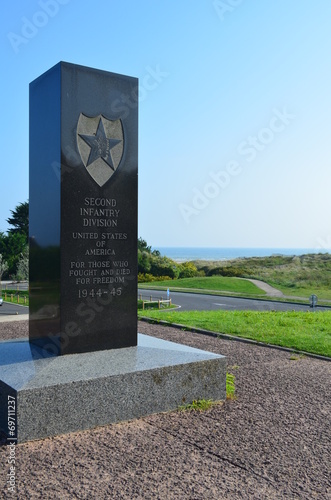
(138, 250, 152, 274)
(16, 246, 29, 281)
(7, 201, 29, 242)
(137, 238, 179, 278)
(0, 232, 27, 278)
(138, 237, 151, 253)
(0, 253, 8, 281)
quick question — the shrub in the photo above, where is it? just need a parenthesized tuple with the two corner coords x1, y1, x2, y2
(208, 266, 244, 277)
(138, 273, 173, 283)
(178, 262, 198, 278)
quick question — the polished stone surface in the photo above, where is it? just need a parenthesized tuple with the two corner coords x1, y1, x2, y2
(29, 62, 138, 354)
(0, 334, 226, 442)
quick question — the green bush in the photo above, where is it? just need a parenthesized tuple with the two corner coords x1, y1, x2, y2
(178, 262, 198, 278)
(150, 256, 179, 279)
(208, 266, 244, 277)
(138, 239, 179, 278)
(138, 273, 173, 283)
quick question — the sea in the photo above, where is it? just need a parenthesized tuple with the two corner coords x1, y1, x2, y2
(155, 247, 331, 263)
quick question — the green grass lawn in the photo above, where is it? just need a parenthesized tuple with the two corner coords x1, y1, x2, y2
(139, 276, 266, 296)
(139, 309, 331, 357)
(2, 289, 29, 307)
(137, 299, 175, 310)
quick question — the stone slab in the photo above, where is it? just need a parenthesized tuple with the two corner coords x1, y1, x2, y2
(0, 334, 226, 442)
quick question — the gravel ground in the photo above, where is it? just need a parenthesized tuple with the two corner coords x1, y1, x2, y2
(0, 320, 330, 499)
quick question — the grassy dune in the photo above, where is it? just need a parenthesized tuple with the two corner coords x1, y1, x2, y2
(194, 253, 331, 300)
(140, 253, 331, 301)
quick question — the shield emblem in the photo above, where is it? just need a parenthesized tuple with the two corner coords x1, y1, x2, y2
(77, 113, 124, 187)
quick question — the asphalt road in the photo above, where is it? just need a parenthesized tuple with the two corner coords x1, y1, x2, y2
(0, 301, 28, 316)
(0, 288, 327, 316)
(138, 288, 329, 312)
(1, 281, 28, 291)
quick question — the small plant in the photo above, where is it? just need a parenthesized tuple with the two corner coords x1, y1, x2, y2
(226, 372, 236, 400)
(178, 399, 217, 412)
(289, 354, 306, 361)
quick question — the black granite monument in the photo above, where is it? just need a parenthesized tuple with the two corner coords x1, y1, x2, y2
(29, 62, 138, 354)
(0, 62, 226, 442)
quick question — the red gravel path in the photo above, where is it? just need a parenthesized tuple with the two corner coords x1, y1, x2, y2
(0, 320, 330, 499)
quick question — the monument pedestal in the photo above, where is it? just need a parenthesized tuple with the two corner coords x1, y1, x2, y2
(0, 334, 226, 442)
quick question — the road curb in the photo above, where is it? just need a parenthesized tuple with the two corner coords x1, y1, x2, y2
(0, 314, 29, 323)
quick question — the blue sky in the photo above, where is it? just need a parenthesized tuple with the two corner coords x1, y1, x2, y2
(1, 0, 330, 249)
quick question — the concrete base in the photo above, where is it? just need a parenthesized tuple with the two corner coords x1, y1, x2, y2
(0, 334, 226, 442)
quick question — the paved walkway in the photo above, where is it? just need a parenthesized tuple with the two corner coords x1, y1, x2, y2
(244, 278, 284, 297)
(245, 279, 331, 303)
